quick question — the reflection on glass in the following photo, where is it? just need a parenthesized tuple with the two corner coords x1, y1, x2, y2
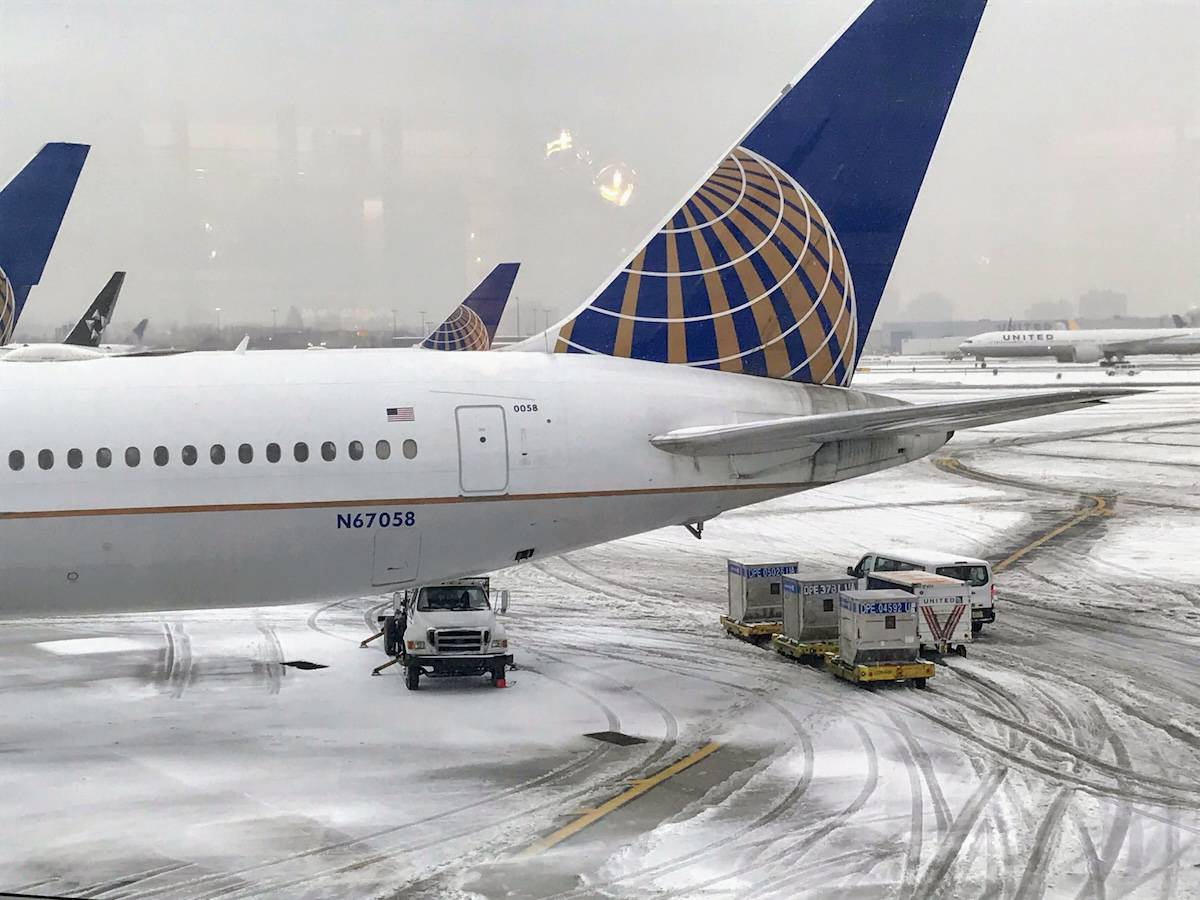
(595, 163, 635, 207)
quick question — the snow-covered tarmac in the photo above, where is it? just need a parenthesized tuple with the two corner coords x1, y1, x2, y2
(3, 359, 1199, 899)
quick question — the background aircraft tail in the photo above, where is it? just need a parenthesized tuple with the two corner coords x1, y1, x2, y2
(525, 0, 986, 386)
(422, 263, 520, 351)
(1172, 313, 1187, 328)
(0, 143, 91, 343)
(63, 271, 125, 347)
(131, 317, 149, 343)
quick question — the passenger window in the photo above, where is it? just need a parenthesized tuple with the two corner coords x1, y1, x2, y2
(769, 582, 780, 595)
(885, 615, 896, 630)
(238, 443, 253, 464)
(823, 598, 834, 612)
(38, 449, 54, 470)
(182, 445, 197, 466)
(154, 446, 169, 466)
(348, 440, 363, 461)
(294, 442, 309, 462)
(375, 439, 391, 460)
(96, 447, 112, 468)
(8, 450, 23, 471)
(321, 441, 336, 461)
(210, 444, 226, 465)
(402, 439, 418, 460)
(67, 448, 83, 469)
(125, 447, 140, 467)
(266, 442, 281, 463)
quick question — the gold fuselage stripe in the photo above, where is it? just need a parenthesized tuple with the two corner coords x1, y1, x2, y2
(0, 480, 817, 522)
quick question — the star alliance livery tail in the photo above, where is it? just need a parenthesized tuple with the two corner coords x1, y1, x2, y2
(0, 143, 91, 344)
(63, 271, 126, 347)
(422, 262, 520, 351)
(531, 0, 986, 385)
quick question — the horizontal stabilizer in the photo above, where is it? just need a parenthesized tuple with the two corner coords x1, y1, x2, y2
(64, 271, 125, 346)
(650, 389, 1143, 456)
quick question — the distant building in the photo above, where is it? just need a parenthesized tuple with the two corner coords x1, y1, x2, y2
(1025, 299, 1074, 321)
(1078, 289, 1127, 319)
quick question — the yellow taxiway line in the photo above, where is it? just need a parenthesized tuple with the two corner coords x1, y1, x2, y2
(520, 741, 721, 857)
(934, 455, 1112, 573)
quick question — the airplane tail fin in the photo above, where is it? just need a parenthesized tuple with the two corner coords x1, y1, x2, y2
(0, 143, 91, 342)
(422, 263, 520, 350)
(518, 0, 986, 386)
(64, 271, 125, 346)
(131, 317, 149, 343)
(1172, 313, 1186, 329)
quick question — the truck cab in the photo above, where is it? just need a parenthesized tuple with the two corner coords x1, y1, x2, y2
(384, 578, 514, 690)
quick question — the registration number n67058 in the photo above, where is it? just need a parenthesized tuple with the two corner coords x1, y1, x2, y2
(336, 511, 415, 529)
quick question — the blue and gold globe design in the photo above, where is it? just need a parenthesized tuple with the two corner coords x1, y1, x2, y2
(554, 146, 858, 385)
(0, 265, 15, 345)
(422, 304, 491, 351)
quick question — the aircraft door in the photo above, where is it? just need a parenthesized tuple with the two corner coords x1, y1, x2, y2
(455, 405, 510, 494)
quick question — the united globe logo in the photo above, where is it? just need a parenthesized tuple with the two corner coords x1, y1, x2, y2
(422, 304, 491, 351)
(553, 146, 858, 386)
(0, 264, 15, 345)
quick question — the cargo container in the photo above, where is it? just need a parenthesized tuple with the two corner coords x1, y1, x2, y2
(837, 588, 920, 666)
(828, 588, 932, 687)
(782, 575, 856, 642)
(726, 559, 797, 624)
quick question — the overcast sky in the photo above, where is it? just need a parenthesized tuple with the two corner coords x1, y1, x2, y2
(1, 0, 1197, 334)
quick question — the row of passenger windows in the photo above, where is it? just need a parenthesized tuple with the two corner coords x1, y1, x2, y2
(7, 439, 418, 472)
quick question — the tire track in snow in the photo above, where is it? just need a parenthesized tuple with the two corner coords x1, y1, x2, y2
(199, 648, 662, 900)
(910, 766, 1008, 898)
(128, 654, 627, 900)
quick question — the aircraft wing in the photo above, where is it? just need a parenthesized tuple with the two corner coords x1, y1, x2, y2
(649, 388, 1141, 457)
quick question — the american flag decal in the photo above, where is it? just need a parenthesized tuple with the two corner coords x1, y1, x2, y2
(386, 406, 415, 423)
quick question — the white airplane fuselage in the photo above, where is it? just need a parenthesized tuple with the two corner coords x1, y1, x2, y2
(0, 349, 945, 617)
(960, 327, 1200, 363)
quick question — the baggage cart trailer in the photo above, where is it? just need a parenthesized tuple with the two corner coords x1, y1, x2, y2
(723, 559, 796, 642)
(830, 588, 932, 687)
(771, 634, 838, 665)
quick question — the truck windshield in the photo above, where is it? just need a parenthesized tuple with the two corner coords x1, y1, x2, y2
(936, 565, 989, 587)
(417, 586, 490, 611)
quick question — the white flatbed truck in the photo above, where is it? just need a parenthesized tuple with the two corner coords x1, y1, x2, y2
(379, 578, 514, 690)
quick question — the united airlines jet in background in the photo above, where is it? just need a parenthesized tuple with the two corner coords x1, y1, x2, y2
(0, 143, 90, 345)
(959, 321, 1200, 366)
(1, 0, 1137, 618)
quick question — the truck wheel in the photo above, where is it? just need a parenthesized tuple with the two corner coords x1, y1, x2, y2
(405, 665, 420, 691)
(491, 663, 506, 687)
(971, 621, 983, 636)
(914, 678, 928, 690)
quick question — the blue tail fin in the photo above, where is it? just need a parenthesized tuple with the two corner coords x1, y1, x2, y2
(0, 142, 90, 343)
(422, 263, 520, 351)
(64, 271, 125, 347)
(543, 0, 985, 385)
